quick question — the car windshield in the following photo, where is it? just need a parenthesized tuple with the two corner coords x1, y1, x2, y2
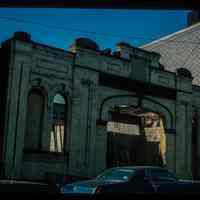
(149, 169, 177, 181)
(96, 168, 135, 182)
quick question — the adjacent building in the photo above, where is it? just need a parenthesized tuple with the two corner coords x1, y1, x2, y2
(142, 22, 200, 179)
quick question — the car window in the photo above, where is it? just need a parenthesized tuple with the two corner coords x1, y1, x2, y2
(147, 169, 177, 181)
(132, 169, 145, 179)
(96, 168, 136, 182)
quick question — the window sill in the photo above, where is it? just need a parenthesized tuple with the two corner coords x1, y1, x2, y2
(23, 149, 69, 162)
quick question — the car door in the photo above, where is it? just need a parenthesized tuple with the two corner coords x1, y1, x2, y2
(145, 168, 178, 192)
(127, 169, 155, 193)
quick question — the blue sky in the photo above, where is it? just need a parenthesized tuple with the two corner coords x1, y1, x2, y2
(0, 9, 190, 50)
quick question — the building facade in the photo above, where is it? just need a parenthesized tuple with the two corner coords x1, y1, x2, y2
(0, 31, 198, 181)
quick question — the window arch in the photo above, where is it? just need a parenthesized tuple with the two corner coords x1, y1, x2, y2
(24, 89, 45, 151)
(50, 93, 67, 153)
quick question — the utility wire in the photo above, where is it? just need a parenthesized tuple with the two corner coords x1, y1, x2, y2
(0, 16, 160, 41)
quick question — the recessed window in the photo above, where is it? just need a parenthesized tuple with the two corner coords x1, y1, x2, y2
(50, 94, 66, 153)
(24, 89, 44, 150)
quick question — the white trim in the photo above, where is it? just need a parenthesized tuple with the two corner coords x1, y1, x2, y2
(141, 22, 200, 48)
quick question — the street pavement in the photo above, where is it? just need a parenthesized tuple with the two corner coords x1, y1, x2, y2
(0, 179, 58, 193)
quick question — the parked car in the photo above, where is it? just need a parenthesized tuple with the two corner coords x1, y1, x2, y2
(160, 179, 200, 193)
(60, 166, 194, 195)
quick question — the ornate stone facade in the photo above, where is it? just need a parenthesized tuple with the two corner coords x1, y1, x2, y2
(0, 32, 198, 181)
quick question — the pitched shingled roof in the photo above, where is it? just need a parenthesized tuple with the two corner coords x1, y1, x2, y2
(141, 22, 200, 86)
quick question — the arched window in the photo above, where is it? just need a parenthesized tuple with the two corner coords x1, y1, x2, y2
(50, 94, 67, 153)
(24, 89, 44, 151)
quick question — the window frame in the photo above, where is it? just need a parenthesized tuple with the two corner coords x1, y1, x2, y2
(50, 93, 68, 154)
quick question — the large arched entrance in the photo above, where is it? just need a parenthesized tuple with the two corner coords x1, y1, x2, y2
(96, 95, 174, 173)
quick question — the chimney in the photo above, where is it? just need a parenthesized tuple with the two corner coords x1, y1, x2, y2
(187, 10, 200, 26)
(116, 42, 132, 60)
(13, 31, 31, 42)
(69, 37, 99, 53)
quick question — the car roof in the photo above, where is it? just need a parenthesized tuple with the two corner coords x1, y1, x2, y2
(108, 166, 167, 170)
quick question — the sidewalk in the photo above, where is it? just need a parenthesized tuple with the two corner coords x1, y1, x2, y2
(0, 179, 57, 193)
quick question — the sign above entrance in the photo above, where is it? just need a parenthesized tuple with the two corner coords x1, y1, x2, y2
(107, 121, 140, 135)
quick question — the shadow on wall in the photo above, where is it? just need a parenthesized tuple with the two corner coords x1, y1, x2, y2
(107, 132, 165, 168)
(106, 113, 166, 168)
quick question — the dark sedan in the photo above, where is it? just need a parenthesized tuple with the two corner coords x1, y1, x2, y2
(60, 166, 179, 194)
